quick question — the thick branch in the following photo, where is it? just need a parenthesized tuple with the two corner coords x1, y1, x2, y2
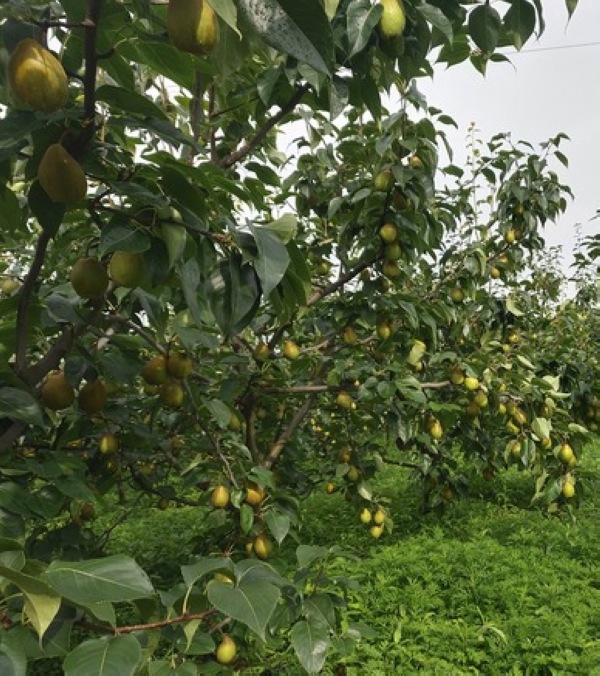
(218, 84, 310, 169)
(307, 254, 379, 307)
(80, 0, 102, 142)
(264, 393, 317, 469)
(15, 230, 51, 374)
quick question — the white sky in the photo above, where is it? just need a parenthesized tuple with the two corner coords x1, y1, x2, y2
(420, 1, 600, 271)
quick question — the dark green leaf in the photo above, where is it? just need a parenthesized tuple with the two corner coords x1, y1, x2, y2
(42, 555, 155, 605)
(248, 224, 290, 297)
(63, 636, 142, 676)
(468, 4, 501, 54)
(0, 388, 44, 427)
(96, 85, 168, 120)
(503, 0, 536, 50)
(206, 577, 280, 640)
(347, 1, 381, 58)
(238, 0, 334, 75)
(27, 182, 65, 236)
(290, 619, 330, 673)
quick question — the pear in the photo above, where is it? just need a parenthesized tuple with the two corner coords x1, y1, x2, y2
(41, 372, 74, 411)
(245, 484, 265, 506)
(283, 340, 300, 360)
(373, 168, 394, 191)
(167, 0, 219, 55)
(9, 38, 68, 113)
(166, 350, 193, 379)
(142, 355, 168, 385)
(379, 0, 407, 39)
(209, 485, 230, 508)
(336, 391, 354, 410)
(379, 222, 398, 243)
(159, 381, 184, 408)
(38, 143, 86, 204)
(99, 432, 119, 455)
(253, 533, 274, 560)
(78, 379, 108, 415)
(109, 251, 145, 288)
(70, 258, 109, 300)
(557, 443, 574, 465)
(215, 635, 237, 665)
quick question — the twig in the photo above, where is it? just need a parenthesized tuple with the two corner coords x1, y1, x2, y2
(77, 609, 217, 636)
(307, 254, 379, 307)
(218, 84, 310, 169)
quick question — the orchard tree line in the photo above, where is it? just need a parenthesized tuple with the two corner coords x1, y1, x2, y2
(0, 0, 597, 673)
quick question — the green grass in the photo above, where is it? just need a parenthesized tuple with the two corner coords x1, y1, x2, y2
(87, 438, 600, 674)
(299, 437, 600, 674)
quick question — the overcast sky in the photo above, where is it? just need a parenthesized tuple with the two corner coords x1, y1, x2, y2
(420, 1, 600, 271)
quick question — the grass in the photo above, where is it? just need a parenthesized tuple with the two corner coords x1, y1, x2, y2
(85, 437, 600, 674)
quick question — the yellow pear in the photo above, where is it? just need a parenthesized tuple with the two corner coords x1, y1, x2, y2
(283, 340, 300, 360)
(99, 432, 119, 455)
(70, 258, 109, 300)
(215, 635, 236, 665)
(360, 508, 372, 524)
(41, 372, 74, 411)
(167, 0, 219, 55)
(379, 222, 398, 243)
(209, 485, 230, 508)
(38, 143, 86, 204)
(379, 0, 407, 39)
(253, 533, 274, 560)
(109, 251, 145, 288)
(9, 38, 68, 113)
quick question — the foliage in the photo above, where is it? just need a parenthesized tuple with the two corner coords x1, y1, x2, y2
(0, 0, 596, 672)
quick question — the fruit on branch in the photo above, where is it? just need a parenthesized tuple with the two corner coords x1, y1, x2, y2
(79, 502, 96, 521)
(336, 391, 355, 410)
(70, 258, 109, 300)
(360, 507, 372, 524)
(283, 340, 300, 360)
(509, 440, 521, 457)
(562, 480, 575, 499)
(557, 443, 574, 465)
(78, 379, 108, 415)
(376, 319, 392, 340)
(490, 266, 501, 279)
(342, 325, 358, 345)
(109, 251, 145, 288)
(209, 485, 230, 508)
(245, 484, 265, 506)
(473, 390, 489, 409)
(449, 367, 464, 385)
(159, 381, 185, 409)
(384, 243, 402, 261)
(346, 465, 360, 482)
(428, 418, 443, 440)
(326, 482, 336, 494)
(157, 497, 170, 510)
(167, 0, 219, 55)
(408, 154, 423, 169)
(228, 412, 242, 431)
(215, 635, 237, 665)
(505, 229, 517, 245)
(1, 278, 20, 295)
(373, 168, 394, 191)
(379, 0, 407, 39)
(406, 339, 426, 366)
(314, 259, 332, 276)
(370, 524, 384, 539)
(9, 38, 68, 113)
(338, 446, 352, 463)
(253, 341, 270, 361)
(99, 432, 119, 455)
(379, 222, 398, 244)
(142, 355, 168, 385)
(167, 351, 193, 379)
(373, 509, 385, 525)
(253, 533, 274, 560)
(450, 287, 464, 303)
(41, 371, 74, 411)
(464, 377, 479, 391)
(37, 143, 86, 204)
(382, 260, 401, 278)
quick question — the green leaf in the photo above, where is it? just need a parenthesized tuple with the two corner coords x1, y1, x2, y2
(468, 4, 501, 54)
(503, 0, 536, 50)
(532, 417, 551, 440)
(296, 545, 328, 568)
(99, 218, 150, 257)
(161, 223, 187, 268)
(238, 0, 334, 75)
(181, 557, 234, 588)
(264, 510, 290, 545)
(264, 214, 298, 243)
(347, 1, 381, 58)
(42, 555, 155, 605)
(96, 85, 168, 120)
(63, 636, 142, 676)
(208, 0, 241, 36)
(207, 256, 261, 335)
(206, 577, 280, 640)
(290, 619, 330, 673)
(248, 223, 290, 297)
(565, 0, 578, 19)
(419, 3, 454, 43)
(0, 388, 44, 428)
(0, 565, 61, 640)
(0, 629, 27, 676)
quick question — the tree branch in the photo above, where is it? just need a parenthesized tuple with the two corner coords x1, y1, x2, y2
(77, 609, 217, 636)
(218, 84, 310, 169)
(264, 393, 317, 469)
(14, 230, 52, 375)
(307, 254, 379, 307)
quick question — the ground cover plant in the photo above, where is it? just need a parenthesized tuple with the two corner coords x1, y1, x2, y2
(1, 0, 599, 673)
